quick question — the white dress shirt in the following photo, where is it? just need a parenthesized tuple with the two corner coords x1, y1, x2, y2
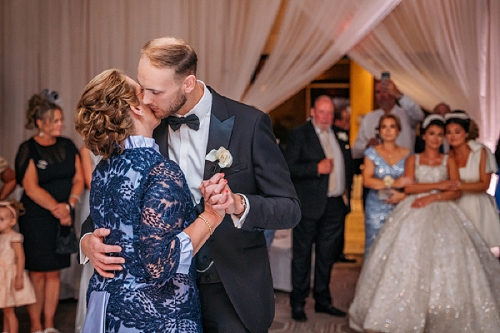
(168, 82, 212, 205)
(312, 120, 345, 197)
(168, 81, 249, 227)
(352, 95, 424, 159)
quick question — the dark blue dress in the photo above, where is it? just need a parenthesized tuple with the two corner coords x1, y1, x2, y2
(87, 136, 201, 333)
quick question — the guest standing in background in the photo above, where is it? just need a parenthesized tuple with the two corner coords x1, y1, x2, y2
(350, 114, 500, 332)
(332, 105, 356, 263)
(445, 110, 500, 252)
(352, 78, 423, 159)
(414, 102, 451, 154)
(362, 114, 412, 256)
(0, 156, 16, 200)
(285, 96, 349, 322)
(352, 78, 423, 211)
(0, 200, 36, 333)
(14, 90, 84, 333)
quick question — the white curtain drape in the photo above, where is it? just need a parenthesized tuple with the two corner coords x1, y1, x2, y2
(348, 0, 499, 149)
(0, 0, 279, 163)
(241, 0, 401, 112)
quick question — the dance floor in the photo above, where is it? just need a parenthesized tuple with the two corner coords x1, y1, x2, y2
(4, 177, 366, 333)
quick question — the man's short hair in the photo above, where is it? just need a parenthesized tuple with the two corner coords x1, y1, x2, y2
(141, 37, 197, 78)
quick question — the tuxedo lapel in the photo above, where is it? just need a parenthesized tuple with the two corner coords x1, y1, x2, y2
(203, 88, 235, 180)
(153, 119, 170, 158)
(306, 121, 326, 159)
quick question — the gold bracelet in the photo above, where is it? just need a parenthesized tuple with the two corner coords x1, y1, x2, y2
(198, 214, 213, 236)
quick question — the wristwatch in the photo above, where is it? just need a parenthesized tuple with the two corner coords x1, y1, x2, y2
(235, 194, 247, 218)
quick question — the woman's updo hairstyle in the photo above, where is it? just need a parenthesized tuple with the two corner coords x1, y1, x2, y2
(75, 69, 138, 159)
(25, 89, 61, 130)
(421, 114, 445, 134)
(445, 110, 470, 133)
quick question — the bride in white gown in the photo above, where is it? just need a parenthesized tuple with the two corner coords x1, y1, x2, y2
(349, 115, 500, 332)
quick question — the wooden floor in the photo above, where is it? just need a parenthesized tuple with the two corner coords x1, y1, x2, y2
(3, 177, 366, 333)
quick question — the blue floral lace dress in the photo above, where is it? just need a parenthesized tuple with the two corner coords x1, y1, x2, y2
(363, 147, 409, 257)
(87, 136, 201, 333)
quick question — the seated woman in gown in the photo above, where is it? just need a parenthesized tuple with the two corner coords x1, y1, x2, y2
(75, 69, 231, 332)
(445, 110, 500, 253)
(349, 114, 500, 332)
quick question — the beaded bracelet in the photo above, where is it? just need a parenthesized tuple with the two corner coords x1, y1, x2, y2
(198, 214, 213, 236)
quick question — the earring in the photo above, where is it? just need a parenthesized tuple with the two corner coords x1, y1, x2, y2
(39, 131, 45, 137)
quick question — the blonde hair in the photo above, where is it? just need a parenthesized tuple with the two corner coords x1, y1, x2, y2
(0, 200, 25, 220)
(75, 69, 137, 159)
(141, 37, 197, 79)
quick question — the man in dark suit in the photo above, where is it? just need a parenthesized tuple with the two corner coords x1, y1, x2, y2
(332, 105, 357, 263)
(284, 95, 349, 322)
(80, 37, 301, 333)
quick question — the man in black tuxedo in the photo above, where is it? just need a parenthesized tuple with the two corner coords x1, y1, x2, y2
(80, 37, 301, 333)
(284, 96, 348, 322)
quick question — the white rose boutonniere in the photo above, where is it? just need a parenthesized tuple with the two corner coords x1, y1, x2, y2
(337, 131, 349, 142)
(206, 146, 233, 173)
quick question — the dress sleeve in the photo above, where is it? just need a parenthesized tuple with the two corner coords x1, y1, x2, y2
(138, 161, 195, 284)
(14, 141, 31, 185)
(364, 147, 377, 163)
(10, 231, 23, 243)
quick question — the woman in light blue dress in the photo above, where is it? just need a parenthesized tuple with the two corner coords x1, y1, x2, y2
(75, 69, 230, 333)
(362, 114, 412, 256)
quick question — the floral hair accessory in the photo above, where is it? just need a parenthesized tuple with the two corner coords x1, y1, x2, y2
(41, 89, 59, 103)
(206, 147, 233, 169)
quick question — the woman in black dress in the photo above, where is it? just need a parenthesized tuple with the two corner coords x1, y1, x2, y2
(15, 90, 84, 333)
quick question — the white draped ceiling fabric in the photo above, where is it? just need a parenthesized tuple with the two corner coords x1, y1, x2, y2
(348, 0, 499, 150)
(1, 0, 499, 163)
(241, 0, 401, 111)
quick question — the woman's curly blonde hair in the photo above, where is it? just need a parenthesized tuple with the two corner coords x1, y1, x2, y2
(75, 69, 138, 159)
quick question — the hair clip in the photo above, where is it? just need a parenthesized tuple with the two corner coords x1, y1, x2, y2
(41, 89, 59, 103)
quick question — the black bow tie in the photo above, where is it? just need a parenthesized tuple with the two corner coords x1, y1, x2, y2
(167, 114, 200, 131)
